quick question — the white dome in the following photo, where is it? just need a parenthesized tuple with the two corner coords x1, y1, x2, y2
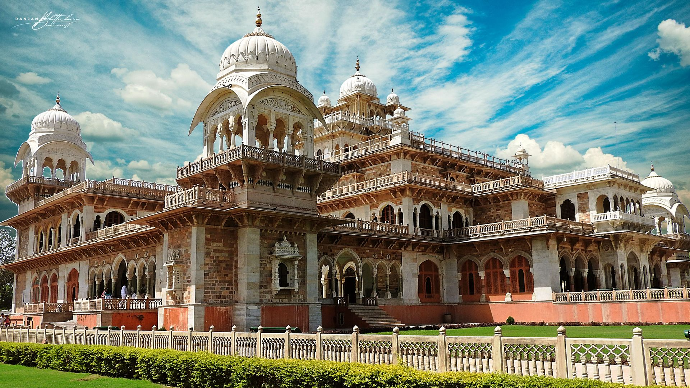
(386, 89, 399, 106)
(393, 106, 405, 118)
(31, 95, 80, 134)
(339, 59, 377, 99)
(642, 166, 675, 193)
(318, 91, 331, 107)
(218, 11, 296, 78)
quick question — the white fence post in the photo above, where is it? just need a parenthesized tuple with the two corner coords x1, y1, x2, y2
(230, 325, 236, 356)
(391, 327, 399, 365)
(315, 326, 323, 360)
(151, 326, 156, 349)
(631, 327, 648, 386)
(492, 326, 504, 373)
(208, 326, 214, 353)
(136, 325, 141, 348)
(438, 327, 448, 372)
(351, 326, 360, 363)
(257, 326, 263, 358)
(555, 326, 568, 379)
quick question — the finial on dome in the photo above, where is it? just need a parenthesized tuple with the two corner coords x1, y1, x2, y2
(56, 92, 60, 105)
(651, 163, 654, 172)
(255, 6, 262, 27)
(355, 57, 360, 72)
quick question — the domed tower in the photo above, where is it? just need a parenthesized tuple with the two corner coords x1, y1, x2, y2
(642, 164, 689, 235)
(157, 9, 342, 332)
(6, 95, 93, 213)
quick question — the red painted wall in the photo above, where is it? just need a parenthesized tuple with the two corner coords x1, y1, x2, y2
(110, 312, 157, 330)
(204, 306, 233, 331)
(75, 314, 98, 329)
(261, 305, 309, 331)
(163, 307, 188, 330)
(381, 300, 690, 325)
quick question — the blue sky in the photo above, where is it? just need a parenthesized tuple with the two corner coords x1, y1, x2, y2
(1, 0, 689, 223)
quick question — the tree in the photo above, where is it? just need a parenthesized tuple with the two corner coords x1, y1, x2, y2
(0, 228, 16, 310)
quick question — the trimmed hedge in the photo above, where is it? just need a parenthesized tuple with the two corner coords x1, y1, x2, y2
(0, 342, 648, 388)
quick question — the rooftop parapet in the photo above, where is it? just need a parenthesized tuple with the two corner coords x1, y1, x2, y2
(543, 165, 640, 189)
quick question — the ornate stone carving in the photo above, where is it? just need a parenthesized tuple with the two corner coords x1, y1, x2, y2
(209, 97, 242, 119)
(258, 97, 306, 116)
(273, 235, 300, 258)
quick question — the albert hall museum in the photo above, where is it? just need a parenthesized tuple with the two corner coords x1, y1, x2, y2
(3, 11, 689, 332)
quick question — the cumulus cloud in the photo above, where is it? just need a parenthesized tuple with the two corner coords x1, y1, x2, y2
(0, 161, 16, 193)
(15, 72, 51, 85)
(495, 134, 629, 175)
(112, 64, 211, 112)
(649, 19, 690, 66)
(86, 160, 124, 180)
(127, 159, 176, 185)
(73, 111, 137, 142)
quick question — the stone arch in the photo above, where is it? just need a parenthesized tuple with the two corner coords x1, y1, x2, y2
(49, 270, 59, 303)
(388, 262, 401, 298)
(459, 257, 481, 298)
(626, 251, 641, 290)
(509, 255, 533, 294)
(573, 253, 587, 292)
(375, 261, 388, 297)
(66, 268, 79, 301)
(379, 203, 396, 224)
(103, 210, 126, 228)
(559, 251, 572, 292)
(418, 260, 440, 302)
(596, 195, 611, 213)
(417, 202, 435, 230)
(484, 257, 507, 295)
(479, 252, 507, 271)
(560, 199, 576, 221)
(361, 259, 375, 298)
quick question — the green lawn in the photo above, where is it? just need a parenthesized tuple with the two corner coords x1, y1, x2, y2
(0, 363, 166, 388)
(375, 324, 690, 339)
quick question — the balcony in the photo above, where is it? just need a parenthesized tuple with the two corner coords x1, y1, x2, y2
(471, 175, 545, 195)
(543, 165, 640, 189)
(318, 171, 471, 202)
(314, 111, 407, 132)
(165, 186, 235, 209)
(84, 223, 149, 242)
(23, 302, 73, 313)
(553, 287, 690, 303)
(73, 298, 162, 312)
(445, 215, 594, 240)
(34, 178, 178, 208)
(591, 211, 655, 233)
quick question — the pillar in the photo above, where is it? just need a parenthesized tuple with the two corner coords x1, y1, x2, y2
(305, 233, 321, 332)
(442, 256, 459, 303)
(530, 237, 560, 300)
(188, 226, 206, 330)
(234, 227, 261, 330)
(401, 251, 419, 304)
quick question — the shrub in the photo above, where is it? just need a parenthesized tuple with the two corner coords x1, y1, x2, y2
(0, 342, 642, 388)
(506, 316, 515, 325)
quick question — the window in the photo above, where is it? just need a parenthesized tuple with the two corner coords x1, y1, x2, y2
(104, 211, 125, 227)
(509, 256, 533, 294)
(381, 205, 395, 224)
(460, 261, 481, 296)
(560, 200, 576, 221)
(278, 263, 289, 287)
(419, 205, 433, 229)
(452, 212, 463, 229)
(484, 258, 506, 295)
(417, 260, 440, 302)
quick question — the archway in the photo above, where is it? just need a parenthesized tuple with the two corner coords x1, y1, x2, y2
(66, 269, 79, 301)
(587, 259, 598, 291)
(343, 267, 357, 303)
(361, 262, 374, 297)
(115, 260, 127, 298)
(509, 256, 533, 294)
(559, 258, 571, 292)
(389, 264, 400, 298)
(460, 260, 480, 298)
(376, 263, 387, 297)
(380, 205, 395, 224)
(419, 204, 433, 230)
(40, 275, 49, 302)
(560, 200, 576, 221)
(418, 260, 440, 302)
(485, 258, 506, 295)
(452, 211, 463, 230)
(49, 273, 58, 303)
(104, 211, 125, 227)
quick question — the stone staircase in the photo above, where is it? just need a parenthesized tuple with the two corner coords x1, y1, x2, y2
(347, 305, 404, 329)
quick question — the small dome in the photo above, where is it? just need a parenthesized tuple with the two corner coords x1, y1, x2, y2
(393, 106, 405, 118)
(642, 165, 675, 193)
(339, 58, 377, 99)
(31, 95, 80, 134)
(218, 9, 297, 78)
(317, 91, 331, 107)
(386, 89, 399, 106)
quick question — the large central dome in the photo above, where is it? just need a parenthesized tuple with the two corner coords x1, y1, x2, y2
(31, 95, 80, 134)
(339, 59, 377, 99)
(218, 9, 297, 78)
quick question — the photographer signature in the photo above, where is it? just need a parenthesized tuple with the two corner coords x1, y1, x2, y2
(13, 11, 79, 30)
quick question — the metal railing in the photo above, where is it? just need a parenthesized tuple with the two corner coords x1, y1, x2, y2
(0, 325, 670, 386)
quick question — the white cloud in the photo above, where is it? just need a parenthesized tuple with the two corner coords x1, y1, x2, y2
(15, 72, 51, 85)
(649, 19, 690, 66)
(112, 64, 211, 112)
(72, 111, 137, 142)
(0, 161, 16, 193)
(86, 160, 124, 180)
(495, 134, 630, 175)
(127, 159, 176, 185)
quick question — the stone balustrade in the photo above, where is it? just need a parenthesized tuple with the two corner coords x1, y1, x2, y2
(22, 302, 73, 313)
(543, 165, 640, 189)
(176, 144, 340, 180)
(84, 223, 147, 241)
(71, 298, 161, 312)
(319, 171, 471, 202)
(164, 186, 236, 209)
(315, 111, 407, 132)
(35, 178, 178, 208)
(5, 176, 77, 194)
(3, 325, 679, 386)
(471, 175, 545, 194)
(445, 216, 594, 239)
(330, 219, 410, 236)
(553, 287, 690, 303)
(591, 211, 656, 227)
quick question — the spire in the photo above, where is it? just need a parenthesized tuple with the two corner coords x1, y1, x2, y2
(56, 92, 60, 105)
(355, 57, 360, 72)
(255, 6, 262, 27)
(651, 163, 655, 172)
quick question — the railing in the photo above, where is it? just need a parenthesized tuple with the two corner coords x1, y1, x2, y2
(471, 175, 544, 194)
(5, 176, 77, 194)
(445, 216, 594, 239)
(177, 144, 340, 180)
(315, 111, 406, 132)
(84, 223, 147, 241)
(164, 186, 236, 209)
(330, 135, 395, 162)
(591, 211, 656, 227)
(408, 131, 523, 174)
(318, 171, 471, 201)
(35, 179, 178, 208)
(0, 325, 670, 385)
(554, 287, 690, 303)
(22, 302, 73, 313)
(543, 165, 640, 189)
(72, 298, 162, 312)
(330, 219, 410, 236)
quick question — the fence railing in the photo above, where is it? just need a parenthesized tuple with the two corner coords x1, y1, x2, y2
(554, 288, 690, 302)
(1, 325, 674, 386)
(22, 302, 73, 313)
(543, 165, 640, 189)
(471, 175, 545, 194)
(591, 211, 656, 227)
